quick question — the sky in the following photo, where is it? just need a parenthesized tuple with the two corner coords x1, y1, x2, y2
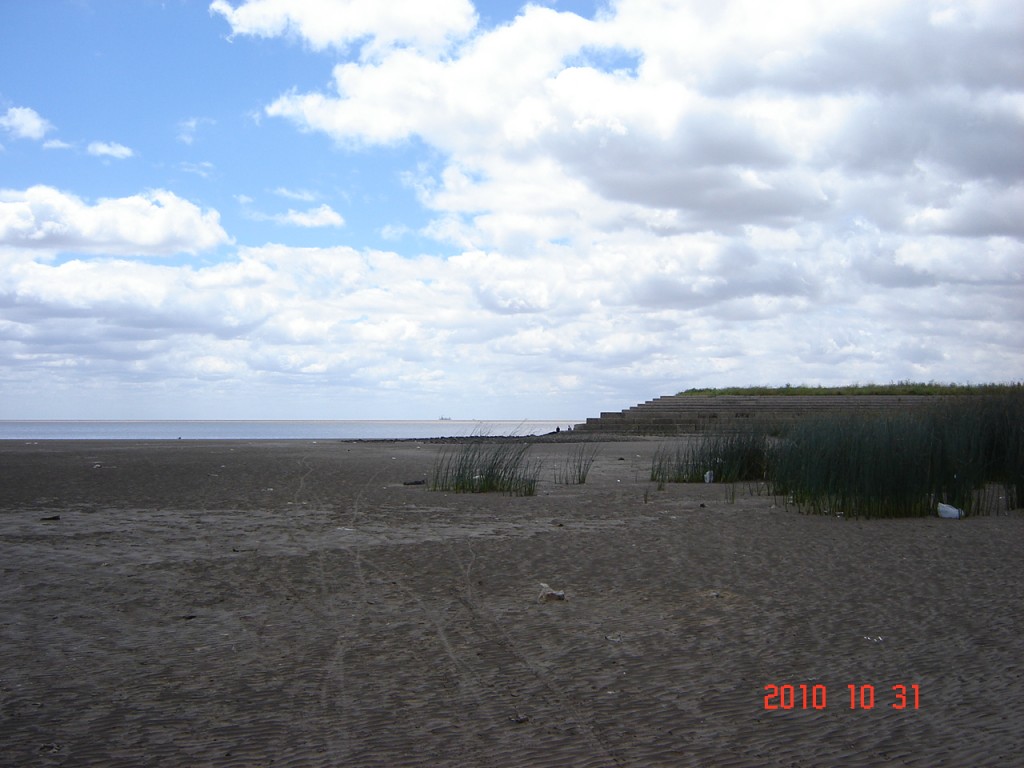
(1, 0, 1022, 421)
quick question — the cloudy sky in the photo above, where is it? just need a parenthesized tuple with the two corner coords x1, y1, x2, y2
(1, 0, 1021, 420)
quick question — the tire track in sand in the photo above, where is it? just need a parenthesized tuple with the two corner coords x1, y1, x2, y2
(390, 501, 629, 767)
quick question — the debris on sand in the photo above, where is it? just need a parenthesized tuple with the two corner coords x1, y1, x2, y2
(538, 582, 567, 602)
(937, 502, 964, 519)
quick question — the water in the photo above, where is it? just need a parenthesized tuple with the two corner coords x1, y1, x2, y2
(0, 420, 579, 441)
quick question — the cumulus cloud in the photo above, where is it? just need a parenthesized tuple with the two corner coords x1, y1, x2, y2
(0, 186, 231, 255)
(209, 0, 477, 53)
(241, 0, 1022, 402)
(1, 230, 1019, 418)
(278, 204, 345, 228)
(3, 0, 1022, 418)
(0, 106, 54, 141)
(87, 141, 134, 159)
(254, 0, 1024, 255)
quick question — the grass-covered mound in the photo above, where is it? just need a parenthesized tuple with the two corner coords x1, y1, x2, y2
(677, 381, 1021, 397)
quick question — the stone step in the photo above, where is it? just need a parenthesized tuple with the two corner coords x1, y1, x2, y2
(574, 394, 952, 434)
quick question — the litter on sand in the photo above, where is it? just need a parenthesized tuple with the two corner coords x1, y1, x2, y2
(538, 582, 567, 602)
(937, 502, 964, 519)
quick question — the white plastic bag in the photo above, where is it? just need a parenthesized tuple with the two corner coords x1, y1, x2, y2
(937, 502, 964, 519)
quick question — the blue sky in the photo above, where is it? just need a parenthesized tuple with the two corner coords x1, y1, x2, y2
(1, 0, 1022, 420)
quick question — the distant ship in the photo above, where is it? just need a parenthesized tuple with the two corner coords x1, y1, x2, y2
(438, 416, 453, 421)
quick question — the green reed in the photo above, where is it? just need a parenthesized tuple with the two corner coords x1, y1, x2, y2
(646, 389, 1023, 517)
(651, 431, 770, 485)
(553, 443, 600, 485)
(429, 440, 542, 496)
(770, 390, 1024, 517)
(769, 415, 935, 518)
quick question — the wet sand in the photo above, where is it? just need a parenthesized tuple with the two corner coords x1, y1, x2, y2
(2, 439, 1022, 767)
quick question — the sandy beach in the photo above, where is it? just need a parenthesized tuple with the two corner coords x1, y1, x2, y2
(2, 438, 1022, 767)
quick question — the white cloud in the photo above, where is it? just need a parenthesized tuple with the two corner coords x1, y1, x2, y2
(265, 5, 596, 149)
(255, 0, 1023, 253)
(209, 0, 477, 53)
(273, 187, 316, 201)
(248, 0, 1023, 406)
(3, 0, 1022, 419)
(179, 160, 216, 178)
(177, 116, 214, 145)
(87, 141, 134, 159)
(43, 139, 73, 150)
(906, 183, 1024, 238)
(249, 203, 345, 228)
(379, 223, 410, 241)
(0, 106, 54, 140)
(0, 185, 231, 255)
(1, 231, 1019, 418)
(279, 204, 344, 227)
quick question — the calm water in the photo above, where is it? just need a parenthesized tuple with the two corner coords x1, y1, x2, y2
(0, 420, 579, 441)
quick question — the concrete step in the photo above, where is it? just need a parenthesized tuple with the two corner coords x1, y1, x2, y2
(575, 394, 951, 434)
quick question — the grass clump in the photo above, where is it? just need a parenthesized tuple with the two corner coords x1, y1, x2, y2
(429, 440, 542, 496)
(770, 392, 1024, 518)
(651, 431, 770, 484)
(931, 392, 1024, 511)
(553, 444, 600, 485)
(649, 391, 1023, 518)
(770, 414, 937, 518)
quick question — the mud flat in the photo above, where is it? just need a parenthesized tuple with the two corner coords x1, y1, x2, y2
(2, 439, 1022, 767)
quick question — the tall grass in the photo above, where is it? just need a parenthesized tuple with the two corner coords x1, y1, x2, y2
(770, 392, 1024, 517)
(934, 392, 1024, 510)
(651, 431, 770, 484)
(429, 440, 542, 496)
(553, 443, 600, 485)
(649, 391, 1023, 518)
(769, 415, 937, 517)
